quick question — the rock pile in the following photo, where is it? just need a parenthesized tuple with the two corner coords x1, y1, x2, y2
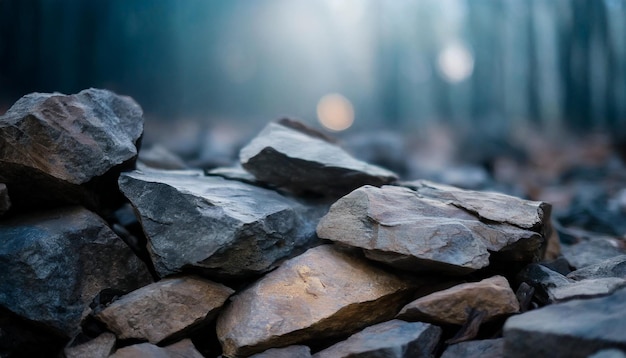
(1, 90, 625, 357)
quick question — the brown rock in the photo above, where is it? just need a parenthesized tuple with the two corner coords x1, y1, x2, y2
(95, 276, 233, 343)
(216, 245, 412, 357)
(64, 332, 116, 358)
(109, 339, 203, 358)
(397, 276, 519, 325)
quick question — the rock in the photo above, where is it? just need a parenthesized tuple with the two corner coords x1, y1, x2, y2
(540, 257, 572, 276)
(138, 144, 188, 170)
(250, 345, 312, 358)
(0, 88, 143, 210)
(94, 276, 233, 344)
(206, 165, 261, 186)
(440, 338, 504, 358)
(64, 332, 116, 358)
(312, 320, 441, 358)
(0, 183, 10, 215)
(503, 287, 626, 357)
(567, 255, 626, 280)
(317, 184, 547, 275)
(239, 120, 397, 196)
(589, 349, 626, 358)
(0, 305, 68, 357)
(216, 245, 412, 357)
(561, 238, 626, 270)
(118, 169, 322, 278)
(110, 339, 203, 358)
(0, 206, 152, 337)
(396, 276, 519, 325)
(516, 264, 572, 304)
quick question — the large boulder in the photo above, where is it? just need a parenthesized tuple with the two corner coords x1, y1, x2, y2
(239, 119, 397, 196)
(317, 183, 549, 275)
(216, 245, 413, 357)
(119, 169, 324, 278)
(0, 88, 143, 210)
(0, 206, 152, 337)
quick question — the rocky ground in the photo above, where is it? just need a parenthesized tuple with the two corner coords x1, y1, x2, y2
(1, 89, 625, 358)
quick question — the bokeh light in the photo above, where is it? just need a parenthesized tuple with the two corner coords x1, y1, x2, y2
(437, 41, 474, 83)
(317, 93, 355, 131)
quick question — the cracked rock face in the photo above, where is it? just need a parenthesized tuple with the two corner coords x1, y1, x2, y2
(216, 245, 412, 357)
(118, 169, 322, 278)
(239, 120, 398, 196)
(317, 183, 549, 274)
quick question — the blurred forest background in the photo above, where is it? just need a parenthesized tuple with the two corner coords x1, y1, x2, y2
(1, 0, 625, 138)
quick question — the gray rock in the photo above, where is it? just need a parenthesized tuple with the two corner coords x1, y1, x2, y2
(317, 184, 547, 275)
(0, 183, 10, 215)
(250, 345, 312, 358)
(118, 169, 322, 278)
(216, 245, 412, 357)
(206, 164, 260, 185)
(503, 287, 626, 358)
(588, 349, 626, 358)
(138, 144, 188, 170)
(561, 239, 626, 269)
(0, 206, 152, 337)
(567, 255, 626, 280)
(313, 320, 441, 358)
(109, 339, 203, 358)
(239, 120, 397, 196)
(94, 275, 233, 343)
(64, 332, 116, 358)
(441, 338, 504, 358)
(0, 88, 143, 209)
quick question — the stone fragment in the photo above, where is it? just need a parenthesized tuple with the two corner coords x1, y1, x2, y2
(317, 184, 547, 274)
(0, 88, 143, 209)
(503, 287, 626, 358)
(64, 332, 116, 358)
(567, 255, 626, 280)
(94, 276, 233, 343)
(0, 183, 10, 215)
(397, 276, 519, 325)
(0, 206, 152, 337)
(239, 120, 397, 196)
(109, 339, 203, 358)
(119, 169, 321, 278)
(216, 245, 412, 357)
(561, 238, 626, 269)
(440, 338, 504, 358)
(250, 345, 312, 358)
(313, 320, 441, 358)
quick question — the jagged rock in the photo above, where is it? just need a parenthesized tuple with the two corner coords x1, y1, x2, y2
(94, 276, 233, 344)
(239, 120, 397, 196)
(561, 238, 626, 270)
(0, 183, 10, 215)
(64, 332, 116, 358)
(397, 276, 519, 325)
(0, 206, 151, 337)
(0, 88, 143, 210)
(313, 320, 441, 358)
(503, 287, 626, 357)
(440, 338, 504, 358)
(250, 345, 312, 358)
(567, 255, 626, 280)
(109, 339, 203, 358)
(118, 169, 323, 278)
(317, 183, 548, 275)
(216, 245, 412, 357)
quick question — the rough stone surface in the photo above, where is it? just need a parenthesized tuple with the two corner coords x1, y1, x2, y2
(0, 88, 143, 209)
(0, 183, 10, 215)
(94, 276, 233, 343)
(567, 255, 626, 280)
(0, 206, 152, 336)
(64, 332, 116, 358)
(440, 338, 504, 358)
(239, 120, 397, 196)
(313, 319, 442, 358)
(216, 245, 412, 357)
(503, 287, 626, 358)
(119, 169, 322, 278)
(250, 345, 312, 358)
(109, 339, 203, 358)
(561, 239, 626, 269)
(317, 184, 547, 274)
(397, 276, 519, 325)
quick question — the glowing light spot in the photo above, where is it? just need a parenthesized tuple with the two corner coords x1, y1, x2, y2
(437, 42, 474, 83)
(316, 93, 355, 131)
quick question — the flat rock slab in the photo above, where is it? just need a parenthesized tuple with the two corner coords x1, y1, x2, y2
(109, 339, 203, 358)
(441, 338, 504, 358)
(317, 184, 547, 274)
(239, 120, 397, 196)
(64, 332, 116, 358)
(250, 345, 312, 358)
(94, 275, 233, 343)
(0, 206, 152, 336)
(561, 239, 626, 270)
(0, 183, 10, 215)
(216, 245, 412, 357)
(119, 169, 321, 278)
(0, 88, 143, 209)
(567, 255, 626, 280)
(503, 287, 626, 358)
(313, 320, 442, 358)
(397, 276, 519, 325)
